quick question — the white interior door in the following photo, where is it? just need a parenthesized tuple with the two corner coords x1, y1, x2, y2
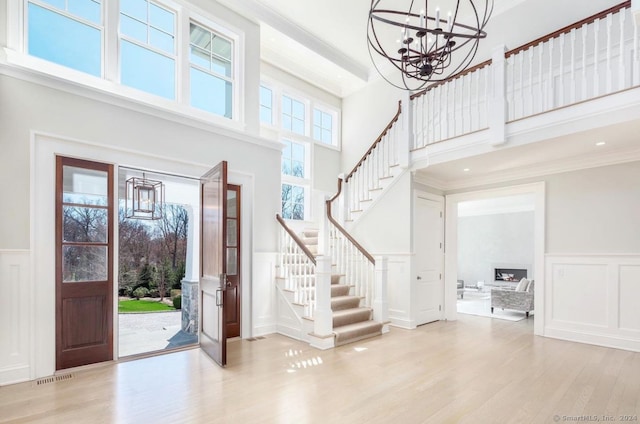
(414, 194, 444, 326)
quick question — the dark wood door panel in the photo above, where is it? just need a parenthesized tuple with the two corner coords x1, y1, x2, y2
(61, 295, 108, 350)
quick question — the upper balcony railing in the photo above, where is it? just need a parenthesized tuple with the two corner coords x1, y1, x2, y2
(410, 1, 639, 150)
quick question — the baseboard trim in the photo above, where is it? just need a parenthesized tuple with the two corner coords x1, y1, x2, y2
(544, 327, 640, 353)
(0, 364, 31, 387)
(389, 317, 416, 329)
(252, 324, 276, 338)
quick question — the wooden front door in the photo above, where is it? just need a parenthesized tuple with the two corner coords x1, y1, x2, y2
(56, 157, 114, 370)
(199, 161, 228, 366)
(225, 184, 241, 338)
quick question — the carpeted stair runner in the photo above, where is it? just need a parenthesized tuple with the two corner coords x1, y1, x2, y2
(301, 229, 383, 347)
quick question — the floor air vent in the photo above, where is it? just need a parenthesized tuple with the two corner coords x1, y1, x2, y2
(246, 336, 266, 342)
(36, 373, 74, 386)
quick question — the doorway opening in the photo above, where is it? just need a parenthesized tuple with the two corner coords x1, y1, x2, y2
(444, 182, 545, 335)
(455, 194, 535, 324)
(117, 168, 199, 357)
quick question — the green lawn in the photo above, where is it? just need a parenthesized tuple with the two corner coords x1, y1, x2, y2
(118, 299, 176, 313)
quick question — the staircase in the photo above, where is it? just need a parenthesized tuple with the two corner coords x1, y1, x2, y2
(276, 221, 384, 348)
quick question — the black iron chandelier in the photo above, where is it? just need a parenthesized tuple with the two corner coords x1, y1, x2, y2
(368, 0, 493, 91)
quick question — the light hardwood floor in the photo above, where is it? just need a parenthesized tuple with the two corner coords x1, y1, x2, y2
(1, 315, 639, 423)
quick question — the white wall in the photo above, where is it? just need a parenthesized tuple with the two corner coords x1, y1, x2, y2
(349, 171, 413, 327)
(457, 211, 535, 285)
(545, 162, 640, 254)
(341, 78, 401, 174)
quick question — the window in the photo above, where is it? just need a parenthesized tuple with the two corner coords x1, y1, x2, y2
(119, 0, 176, 100)
(27, 0, 103, 76)
(282, 95, 305, 135)
(313, 108, 333, 145)
(259, 85, 273, 124)
(281, 140, 305, 178)
(281, 140, 307, 220)
(281, 183, 305, 220)
(189, 22, 233, 118)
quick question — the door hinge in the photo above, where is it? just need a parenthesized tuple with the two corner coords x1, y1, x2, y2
(439, 305, 442, 311)
(439, 273, 442, 280)
(440, 211, 443, 218)
(440, 242, 442, 249)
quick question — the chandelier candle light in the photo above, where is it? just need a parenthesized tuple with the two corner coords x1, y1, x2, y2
(368, 0, 493, 90)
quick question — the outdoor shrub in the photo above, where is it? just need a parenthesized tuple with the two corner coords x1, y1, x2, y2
(149, 289, 160, 298)
(132, 287, 149, 300)
(173, 295, 182, 309)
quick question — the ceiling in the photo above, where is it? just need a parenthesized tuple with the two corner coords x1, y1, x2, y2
(217, 0, 623, 97)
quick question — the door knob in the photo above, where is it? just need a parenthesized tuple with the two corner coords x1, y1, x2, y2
(417, 276, 422, 280)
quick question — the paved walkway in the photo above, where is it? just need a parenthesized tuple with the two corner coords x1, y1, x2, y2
(118, 311, 197, 357)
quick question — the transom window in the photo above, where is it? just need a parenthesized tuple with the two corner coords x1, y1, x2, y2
(27, 0, 103, 76)
(313, 109, 333, 145)
(189, 22, 233, 118)
(22, 0, 239, 122)
(282, 95, 305, 135)
(119, 0, 176, 100)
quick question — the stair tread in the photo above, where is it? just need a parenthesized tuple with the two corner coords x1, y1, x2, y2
(332, 307, 371, 317)
(333, 321, 383, 346)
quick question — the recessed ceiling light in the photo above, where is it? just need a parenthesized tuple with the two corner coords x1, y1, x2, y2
(463, 168, 470, 172)
(595, 141, 606, 146)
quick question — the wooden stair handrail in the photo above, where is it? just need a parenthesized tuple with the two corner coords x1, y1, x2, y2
(276, 214, 317, 265)
(344, 100, 402, 183)
(505, 1, 630, 58)
(326, 179, 376, 265)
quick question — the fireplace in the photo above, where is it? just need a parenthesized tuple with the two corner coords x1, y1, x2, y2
(494, 268, 527, 282)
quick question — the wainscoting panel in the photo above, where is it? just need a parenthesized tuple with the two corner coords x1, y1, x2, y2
(545, 255, 640, 352)
(384, 254, 413, 329)
(550, 263, 608, 327)
(252, 252, 278, 337)
(0, 250, 31, 386)
(619, 265, 640, 332)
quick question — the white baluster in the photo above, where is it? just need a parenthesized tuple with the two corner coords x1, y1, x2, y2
(538, 43, 544, 113)
(558, 33, 565, 107)
(606, 13, 613, 94)
(594, 18, 601, 97)
(528, 47, 534, 117)
(618, 10, 626, 91)
(582, 23, 588, 101)
(634, 9, 640, 86)
(570, 29, 576, 104)
(547, 37, 554, 111)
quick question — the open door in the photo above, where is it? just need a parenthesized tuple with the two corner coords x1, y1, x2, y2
(200, 161, 228, 366)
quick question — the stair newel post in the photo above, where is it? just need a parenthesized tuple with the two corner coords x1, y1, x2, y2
(373, 256, 389, 332)
(489, 44, 507, 146)
(397, 97, 410, 169)
(313, 255, 334, 339)
(319, 195, 330, 256)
